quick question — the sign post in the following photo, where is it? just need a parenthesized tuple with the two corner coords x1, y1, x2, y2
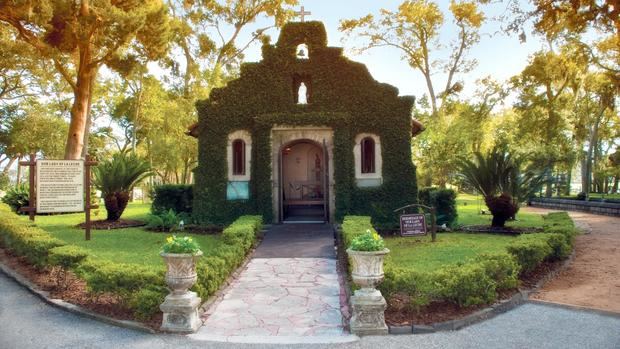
(394, 204, 437, 242)
(84, 155, 99, 241)
(399, 213, 427, 236)
(18, 153, 36, 221)
(18, 155, 98, 241)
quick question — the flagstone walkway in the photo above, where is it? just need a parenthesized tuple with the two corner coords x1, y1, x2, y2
(191, 224, 354, 344)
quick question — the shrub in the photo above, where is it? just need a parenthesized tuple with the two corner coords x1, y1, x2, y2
(192, 215, 262, 300)
(93, 151, 151, 221)
(474, 253, 520, 291)
(0, 210, 65, 268)
(485, 193, 518, 228)
(76, 259, 164, 300)
(161, 235, 201, 254)
(576, 192, 586, 200)
(418, 187, 457, 227)
(48, 245, 90, 289)
(151, 185, 193, 215)
(506, 236, 552, 275)
(146, 209, 180, 232)
(49, 245, 89, 270)
(129, 286, 167, 320)
(341, 216, 375, 248)
(0, 172, 9, 191)
(432, 263, 497, 307)
(379, 267, 433, 308)
(349, 229, 385, 251)
(1, 184, 29, 213)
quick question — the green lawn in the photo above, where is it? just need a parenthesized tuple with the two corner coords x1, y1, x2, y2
(385, 193, 548, 272)
(384, 233, 515, 273)
(18, 203, 222, 270)
(455, 194, 544, 227)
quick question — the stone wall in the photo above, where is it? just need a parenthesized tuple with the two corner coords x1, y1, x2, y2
(529, 198, 620, 217)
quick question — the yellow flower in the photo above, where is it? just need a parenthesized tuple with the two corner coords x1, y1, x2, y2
(373, 233, 380, 241)
(188, 238, 193, 242)
(166, 237, 173, 243)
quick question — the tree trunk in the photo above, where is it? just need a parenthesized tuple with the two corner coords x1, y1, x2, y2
(65, 67, 95, 159)
(585, 112, 602, 199)
(565, 168, 572, 196)
(2, 157, 17, 174)
(104, 191, 130, 221)
(15, 155, 22, 186)
(80, 67, 99, 159)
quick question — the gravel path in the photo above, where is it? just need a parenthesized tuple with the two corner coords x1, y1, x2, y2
(2, 271, 619, 349)
(523, 207, 620, 313)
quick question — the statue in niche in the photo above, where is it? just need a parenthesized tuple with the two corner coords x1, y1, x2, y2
(298, 82, 308, 104)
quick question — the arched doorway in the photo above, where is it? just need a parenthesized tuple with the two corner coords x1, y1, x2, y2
(279, 139, 328, 222)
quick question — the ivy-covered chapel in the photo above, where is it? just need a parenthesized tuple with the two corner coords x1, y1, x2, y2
(189, 21, 422, 227)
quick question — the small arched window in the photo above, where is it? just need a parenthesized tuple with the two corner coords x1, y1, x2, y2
(361, 137, 375, 174)
(232, 139, 245, 175)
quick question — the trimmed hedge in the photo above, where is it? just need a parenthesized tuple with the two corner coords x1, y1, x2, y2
(418, 187, 458, 227)
(49, 245, 89, 270)
(151, 184, 193, 215)
(343, 212, 576, 309)
(193, 215, 263, 300)
(0, 204, 66, 268)
(0, 203, 263, 322)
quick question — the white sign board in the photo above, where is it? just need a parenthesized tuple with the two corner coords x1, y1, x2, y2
(36, 160, 84, 213)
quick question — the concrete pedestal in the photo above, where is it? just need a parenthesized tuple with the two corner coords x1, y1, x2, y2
(160, 291, 202, 333)
(349, 288, 388, 336)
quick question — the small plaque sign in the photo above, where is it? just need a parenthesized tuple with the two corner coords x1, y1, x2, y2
(400, 213, 427, 236)
(36, 160, 84, 213)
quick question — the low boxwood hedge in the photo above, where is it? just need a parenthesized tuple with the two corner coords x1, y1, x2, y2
(342, 212, 576, 309)
(0, 204, 66, 268)
(0, 203, 263, 321)
(193, 215, 263, 300)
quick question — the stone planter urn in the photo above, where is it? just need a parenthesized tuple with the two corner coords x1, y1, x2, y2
(159, 251, 203, 333)
(347, 248, 390, 336)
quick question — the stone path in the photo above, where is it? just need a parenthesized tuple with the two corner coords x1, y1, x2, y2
(523, 207, 620, 313)
(2, 270, 620, 349)
(192, 224, 353, 343)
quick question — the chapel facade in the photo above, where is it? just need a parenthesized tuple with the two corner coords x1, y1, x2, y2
(189, 21, 422, 227)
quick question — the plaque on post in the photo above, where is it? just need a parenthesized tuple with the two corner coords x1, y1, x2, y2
(399, 213, 427, 236)
(36, 160, 84, 213)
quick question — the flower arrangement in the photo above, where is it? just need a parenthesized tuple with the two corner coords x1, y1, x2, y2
(350, 229, 385, 252)
(161, 235, 202, 254)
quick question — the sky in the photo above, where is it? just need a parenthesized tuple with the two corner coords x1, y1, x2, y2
(231, 0, 547, 103)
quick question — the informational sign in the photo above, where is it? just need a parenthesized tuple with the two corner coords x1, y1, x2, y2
(400, 213, 427, 236)
(36, 160, 84, 213)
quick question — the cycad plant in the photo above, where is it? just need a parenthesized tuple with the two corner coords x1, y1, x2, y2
(457, 147, 543, 227)
(93, 152, 151, 221)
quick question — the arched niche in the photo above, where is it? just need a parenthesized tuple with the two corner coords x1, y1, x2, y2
(296, 43, 309, 59)
(292, 73, 312, 104)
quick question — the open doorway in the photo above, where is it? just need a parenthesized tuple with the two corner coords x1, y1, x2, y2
(279, 139, 327, 223)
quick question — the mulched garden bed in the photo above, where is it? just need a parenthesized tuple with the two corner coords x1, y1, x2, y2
(0, 248, 161, 330)
(76, 219, 146, 230)
(460, 225, 542, 235)
(384, 259, 564, 326)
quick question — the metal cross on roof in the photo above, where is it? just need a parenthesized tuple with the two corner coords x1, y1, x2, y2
(294, 6, 311, 22)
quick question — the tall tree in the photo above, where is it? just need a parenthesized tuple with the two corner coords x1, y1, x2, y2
(165, 0, 297, 98)
(340, 0, 485, 115)
(0, 0, 170, 159)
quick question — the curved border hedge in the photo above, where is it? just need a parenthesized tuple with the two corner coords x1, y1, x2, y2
(0, 203, 262, 321)
(341, 212, 577, 308)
